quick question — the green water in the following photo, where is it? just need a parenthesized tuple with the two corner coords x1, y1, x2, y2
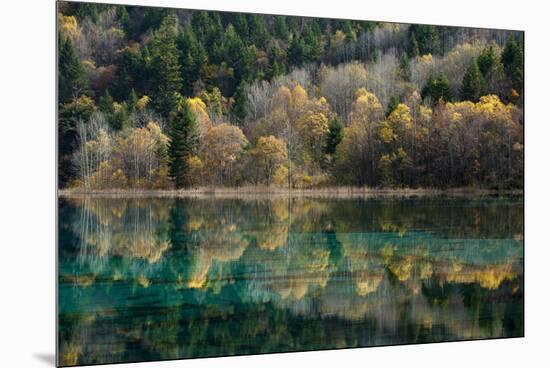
(58, 196, 524, 366)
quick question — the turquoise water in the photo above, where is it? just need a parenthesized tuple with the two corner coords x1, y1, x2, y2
(58, 196, 524, 366)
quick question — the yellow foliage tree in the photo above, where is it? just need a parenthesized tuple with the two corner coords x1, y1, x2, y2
(251, 135, 288, 185)
(58, 14, 80, 41)
(352, 88, 384, 124)
(136, 96, 150, 110)
(296, 111, 329, 163)
(201, 123, 248, 184)
(188, 97, 213, 139)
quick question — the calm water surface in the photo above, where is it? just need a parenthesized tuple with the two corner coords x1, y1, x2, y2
(58, 196, 524, 366)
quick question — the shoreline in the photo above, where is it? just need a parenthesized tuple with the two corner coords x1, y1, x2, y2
(58, 186, 523, 199)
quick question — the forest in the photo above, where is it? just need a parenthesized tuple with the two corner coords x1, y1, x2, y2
(57, 1, 524, 190)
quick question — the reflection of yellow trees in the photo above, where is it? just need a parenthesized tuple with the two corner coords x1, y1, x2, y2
(337, 234, 387, 297)
(257, 225, 288, 251)
(186, 218, 203, 232)
(63, 274, 96, 287)
(111, 235, 170, 264)
(70, 198, 172, 266)
(379, 220, 409, 237)
(355, 274, 383, 296)
(136, 274, 151, 288)
(249, 199, 290, 251)
(187, 227, 249, 289)
(64, 197, 522, 323)
(388, 256, 414, 281)
(272, 248, 330, 301)
(444, 263, 515, 290)
(59, 342, 82, 366)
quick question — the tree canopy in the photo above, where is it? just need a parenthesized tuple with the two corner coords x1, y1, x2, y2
(58, 2, 524, 190)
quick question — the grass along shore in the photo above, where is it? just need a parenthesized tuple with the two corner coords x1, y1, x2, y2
(58, 186, 523, 199)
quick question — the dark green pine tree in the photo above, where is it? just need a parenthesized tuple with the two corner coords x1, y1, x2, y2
(168, 99, 199, 188)
(386, 96, 400, 117)
(233, 14, 249, 43)
(113, 44, 147, 99)
(204, 12, 224, 59)
(399, 54, 411, 81)
(434, 73, 452, 102)
(334, 20, 356, 42)
(477, 45, 504, 95)
(288, 36, 306, 67)
(190, 11, 210, 44)
(150, 14, 182, 118)
(58, 37, 88, 103)
(110, 102, 130, 131)
(274, 16, 289, 41)
(266, 46, 285, 80)
(247, 15, 269, 47)
(98, 89, 114, 115)
(460, 59, 486, 101)
(409, 33, 420, 58)
(232, 81, 248, 124)
(477, 45, 499, 77)
(501, 36, 524, 92)
(325, 117, 344, 154)
(116, 5, 132, 39)
(178, 28, 207, 96)
(409, 25, 441, 56)
(222, 25, 246, 75)
(422, 73, 452, 103)
(303, 24, 324, 62)
(127, 88, 138, 112)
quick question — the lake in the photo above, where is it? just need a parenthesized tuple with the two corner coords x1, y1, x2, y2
(57, 195, 524, 366)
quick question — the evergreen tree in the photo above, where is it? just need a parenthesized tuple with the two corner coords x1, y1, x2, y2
(386, 96, 400, 117)
(422, 73, 452, 103)
(477, 45, 504, 96)
(113, 44, 146, 99)
(98, 90, 114, 115)
(65, 2, 102, 23)
(399, 54, 411, 81)
(274, 16, 289, 41)
(247, 15, 269, 47)
(127, 88, 138, 112)
(303, 24, 324, 62)
(233, 14, 249, 43)
(478, 45, 500, 77)
(150, 14, 183, 118)
(116, 5, 132, 39)
(232, 81, 247, 124)
(266, 46, 285, 80)
(111, 102, 130, 131)
(409, 25, 441, 56)
(139, 8, 170, 34)
(58, 37, 88, 103)
(410, 33, 420, 58)
(205, 12, 224, 58)
(190, 11, 210, 44)
(241, 45, 258, 82)
(178, 29, 207, 96)
(325, 117, 344, 154)
(501, 36, 524, 92)
(168, 99, 199, 188)
(461, 59, 486, 101)
(334, 20, 356, 42)
(434, 73, 452, 101)
(222, 25, 246, 76)
(288, 36, 306, 67)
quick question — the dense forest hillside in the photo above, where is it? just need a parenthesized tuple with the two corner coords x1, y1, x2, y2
(57, 1, 524, 190)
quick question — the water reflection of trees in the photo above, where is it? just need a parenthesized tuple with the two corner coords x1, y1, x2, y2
(58, 196, 523, 366)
